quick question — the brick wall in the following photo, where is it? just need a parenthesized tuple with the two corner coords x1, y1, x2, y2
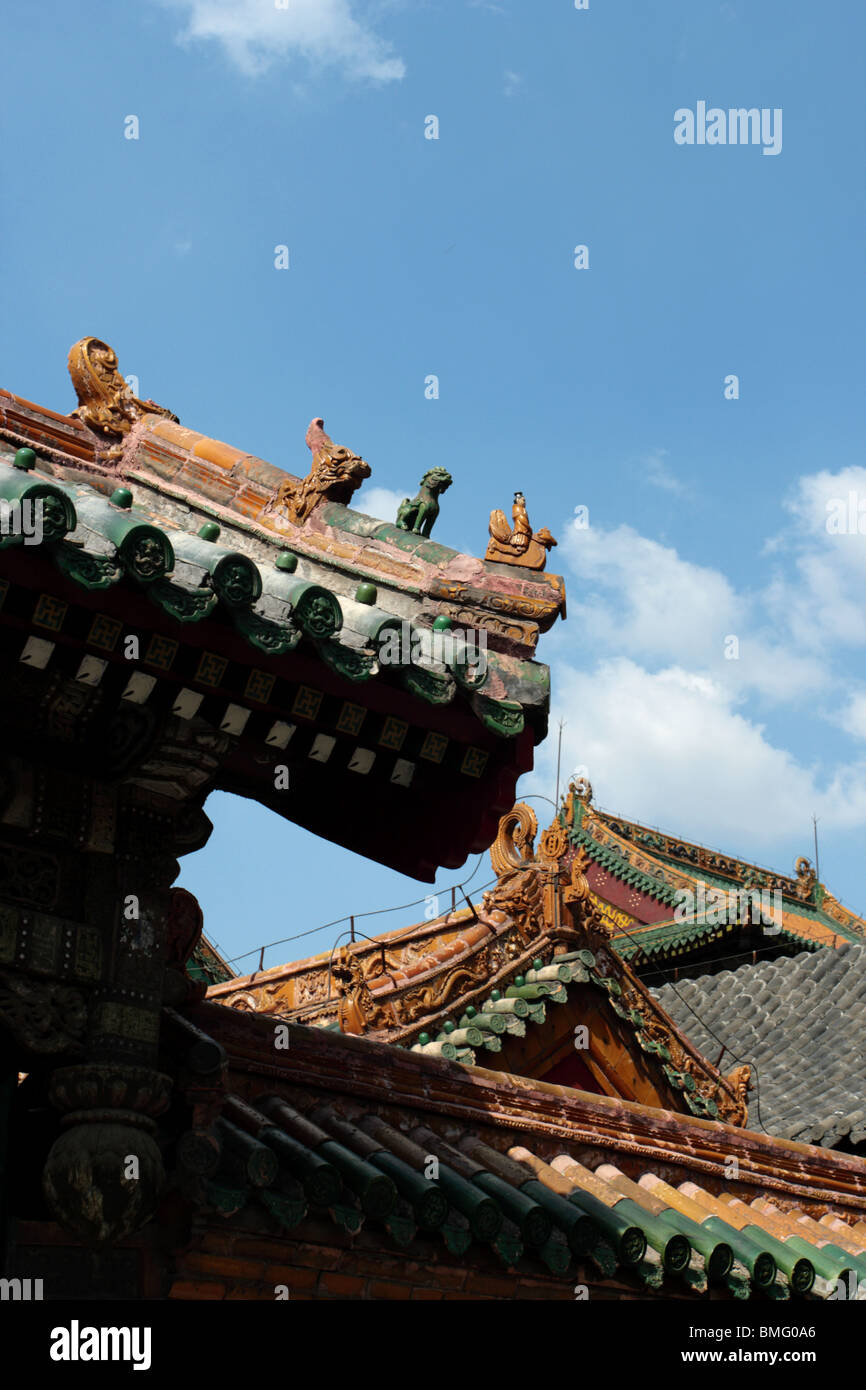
(167, 1214, 653, 1301)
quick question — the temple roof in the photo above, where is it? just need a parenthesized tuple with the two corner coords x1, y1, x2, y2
(208, 803, 756, 1128)
(206, 790, 866, 1155)
(156, 996, 866, 1300)
(0, 340, 566, 878)
(568, 793, 866, 966)
(655, 944, 866, 1154)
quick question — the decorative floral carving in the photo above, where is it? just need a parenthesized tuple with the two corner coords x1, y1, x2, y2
(0, 972, 87, 1052)
(400, 966, 483, 1023)
(68, 337, 177, 460)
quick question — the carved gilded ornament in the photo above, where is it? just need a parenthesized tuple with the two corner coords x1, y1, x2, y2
(485, 492, 557, 571)
(68, 337, 178, 460)
(600, 813, 817, 907)
(578, 936, 750, 1126)
(538, 823, 568, 865)
(563, 849, 593, 909)
(571, 776, 593, 805)
(480, 868, 545, 946)
(489, 802, 537, 879)
(429, 581, 562, 629)
(818, 889, 866, 937)
(332, 948, 392, 1034)
(794, 856, 818, 902)
(436, 603, 539, 648)
(261, 418, 371, 528)
(400, 965, 484, 1023)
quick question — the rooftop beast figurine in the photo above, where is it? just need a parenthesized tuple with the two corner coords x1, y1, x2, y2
(396, 467, 453, 538)
(262, 418, 371, 527)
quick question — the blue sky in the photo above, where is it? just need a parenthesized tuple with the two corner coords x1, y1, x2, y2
(3, 0, 866, 967)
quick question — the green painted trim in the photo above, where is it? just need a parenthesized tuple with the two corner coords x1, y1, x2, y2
(474, 695, 524, 739)
(402, 664, 456, 705)
(52, 543, 121, 590)
(316, 640, 375, 682)
(284, 581, 342, 639)
(149, 578, 218, 623)
(233, 609, 301, 656)
(0, 476, 76, 547)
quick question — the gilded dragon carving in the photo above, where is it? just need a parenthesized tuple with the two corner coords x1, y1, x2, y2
(332, 948, 392, 1034)
(261, 418, 371, 528)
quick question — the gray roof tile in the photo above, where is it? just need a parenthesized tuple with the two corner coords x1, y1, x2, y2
(653, 944, 866, 1152)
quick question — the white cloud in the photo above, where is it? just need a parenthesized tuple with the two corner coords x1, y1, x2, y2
(837, 691, 866, 741)
(530, 657, 866, 853)
(564, 521, 739, 663)
(642, 447, 684, 495)
(528, 464, 866, 856)
(156, 0, 405, 81)
(562, 519, 825, 700)
(503, 70, 523, 98)
(353, 484, 405, 523)
(763, 466, 866, 651)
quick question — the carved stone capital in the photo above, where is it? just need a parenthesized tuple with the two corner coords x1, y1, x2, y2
(43, 1063, 172, 1242)
(0, 971, 87, 1054)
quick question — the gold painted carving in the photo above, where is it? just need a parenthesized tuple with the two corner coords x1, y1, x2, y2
(400, 965, 484, 1023)
(429, 582, 561, 628)
(570, 776, 593, 805)
(563, 849, 593, 909)
(261, 418, 371, 527)
(332, 948, 392, 1034)
(68, 337, 178, 460)
(724, 1064, 753, 1125)
(481, 868, 545, 947)
(817, 888, 866, 938)
(435, 603, 539, 648)
(794, 856, 817, 902)
(490, 802, 537, 878)
(485, 492, 557, 571)
(538, 823, 567, 864)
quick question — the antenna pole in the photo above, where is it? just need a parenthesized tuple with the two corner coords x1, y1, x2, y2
(812, 813, 821, 885)
(555, 719, 565, 809)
